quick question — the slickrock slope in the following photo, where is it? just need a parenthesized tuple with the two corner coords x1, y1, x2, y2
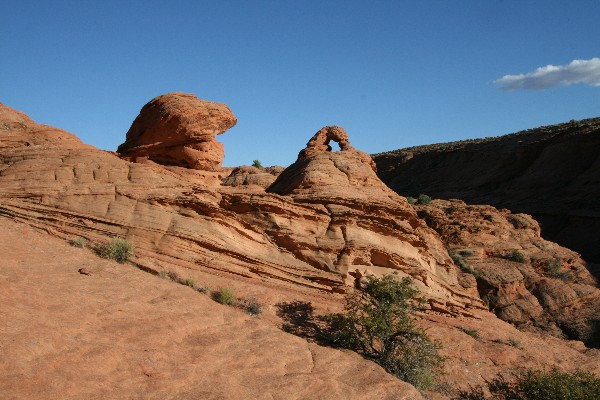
(373, 118, 600, 265)
(0, 218, 423, 400)
(415, 199, 600, 347)
(117, 92, 237, 171)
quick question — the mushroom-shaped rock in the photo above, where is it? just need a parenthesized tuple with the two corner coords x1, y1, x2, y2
(117, 92, 236, 171)
(267, 126, 382, 197)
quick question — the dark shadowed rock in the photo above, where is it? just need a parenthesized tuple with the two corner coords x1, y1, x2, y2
(373, 118, 600, 266)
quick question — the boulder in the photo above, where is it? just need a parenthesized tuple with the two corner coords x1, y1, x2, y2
(117, 92, 236, 171)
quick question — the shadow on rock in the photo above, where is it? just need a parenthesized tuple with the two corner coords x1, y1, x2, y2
(276, 301, 332, 344)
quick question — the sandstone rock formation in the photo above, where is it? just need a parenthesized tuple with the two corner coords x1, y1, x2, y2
(415, 199, 600, 347)
(117, 92, 237, 171)
(373, 118, 600, 265)
(0, 102, 91, 150)
(222, 165, 284, 189)
(266, 126, 484, 313)
(268, 126, 379, 196)
(3, 99, 600, 398)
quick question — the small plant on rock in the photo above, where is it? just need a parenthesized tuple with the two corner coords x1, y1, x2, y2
(97, 237, 134, 263)
(244, 297, 262, 316)
(450, 251, 480, 278)
(459, 249, 474, 257)
(252, 159, 263, 169)
(214, 287, 236, 305)
(460, 327, 480, 339)
(417, 194, 432, 205)
(457, 367, 600, 400)
(545, 258, 571, 281)
(185, 278, 196, 288)
(70, 237, 88, 248)
(506, 250, 527, 264)
(508, 337, 522, 349)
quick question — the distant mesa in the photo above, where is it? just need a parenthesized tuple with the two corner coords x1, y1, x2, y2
(117, 92, 237, 171)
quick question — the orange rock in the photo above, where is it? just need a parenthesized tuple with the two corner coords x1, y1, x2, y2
(2, 102, 600, 398)
(117, 92, 237, 171)
(416, 199, 600, 346)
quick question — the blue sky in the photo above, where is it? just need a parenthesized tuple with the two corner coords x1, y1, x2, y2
(2, 1, 599, 167)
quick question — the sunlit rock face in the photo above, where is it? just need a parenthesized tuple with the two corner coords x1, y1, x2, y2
(117, 92, 237, 171)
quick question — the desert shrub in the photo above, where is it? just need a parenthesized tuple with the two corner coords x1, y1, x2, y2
(460, 327, 480, 339)
(506, 250, 527, 264)
(406, 196, 416, 205)
(450, 251, 480, 278)
(323, 275, 444, 390)
(70, 237, 88, 248)
(214, 287, 236, 305)
(184, 278, 195, 287)
(252, 159, 263, 168)
(417, 194, 432, 205)
(166, 270, 180, 282)
(244, 297, 262, 316)
(508, 337, 522, 349)
(459, 249, 474, 257)
(456, 368, 600, 400)
(97, 237, 134, 263)
(545, 258, 571, 281)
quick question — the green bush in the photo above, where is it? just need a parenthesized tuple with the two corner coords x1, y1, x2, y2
(252, 159, 263, 169)
(459, 249, 474, 257)
(506, 250, 527, 264)
(214, 287, 236, 305)
(406, 196, 416, 205)
(457, 368, 600, 400)
(460, 327, 480, 339)
(185, 278, 195, 287)
(97, 237, 134, 263)
(545, 258, 571, 281)
(417, 194, 432, 205)
(323, 275, 444, 390)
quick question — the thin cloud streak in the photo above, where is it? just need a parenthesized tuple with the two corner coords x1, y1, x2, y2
(494, 58, 600, 91)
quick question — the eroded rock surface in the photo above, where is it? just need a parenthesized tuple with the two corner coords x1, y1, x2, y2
(416, 199, 600, 347)
(265, 126, 484, 314)
(3, 100, 600, 398)
(222, 165, 284, 189)
(117, 92, 237, 171)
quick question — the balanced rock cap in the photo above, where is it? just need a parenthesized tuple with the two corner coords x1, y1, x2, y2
(117, 92, 237, 171)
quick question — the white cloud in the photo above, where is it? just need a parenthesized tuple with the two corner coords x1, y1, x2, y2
(494, 57, 600, 91)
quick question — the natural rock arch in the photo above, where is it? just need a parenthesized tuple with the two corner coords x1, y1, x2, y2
(299, 126, 355, 158)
